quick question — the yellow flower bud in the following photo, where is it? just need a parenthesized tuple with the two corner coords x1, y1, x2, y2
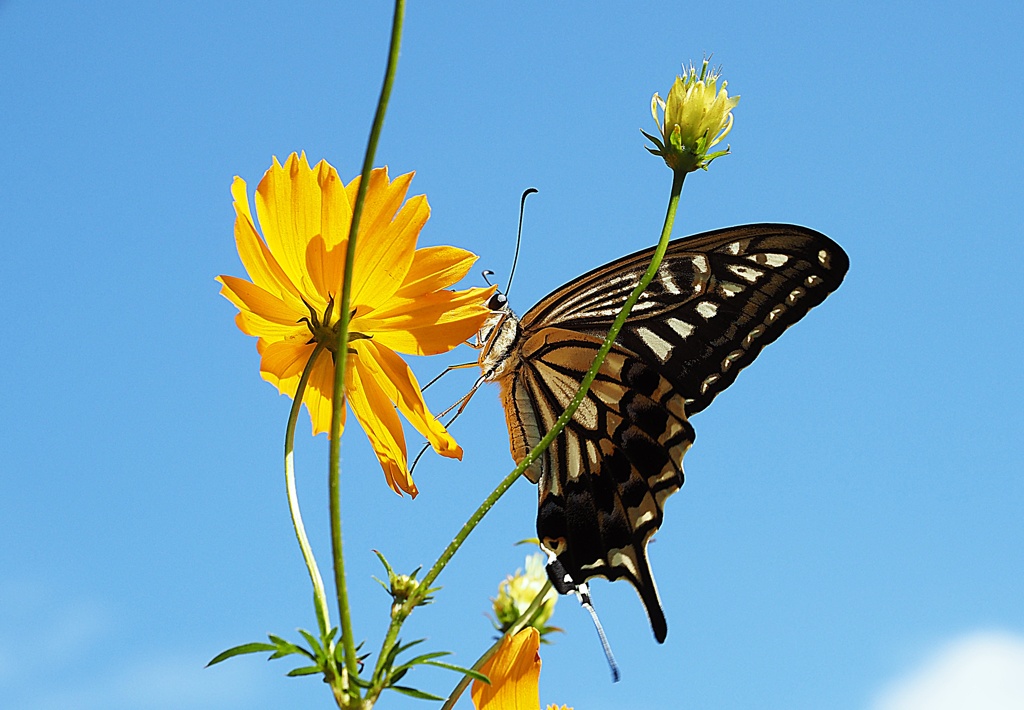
(644, 59, 740, 174)
(492, 553, 557, 633)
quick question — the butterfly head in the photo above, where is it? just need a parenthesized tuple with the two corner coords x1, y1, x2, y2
(477, 290, 521, 382)
(486, 290, 509, 312)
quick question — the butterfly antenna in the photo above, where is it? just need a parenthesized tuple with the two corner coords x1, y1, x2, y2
(504, 187, 537, 300)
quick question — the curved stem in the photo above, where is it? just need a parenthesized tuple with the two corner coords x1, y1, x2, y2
(374, 168, 688, 691)
(328, 0, 406, 692)
(285, 341, 333, 637)
(421, 168, 686, 594)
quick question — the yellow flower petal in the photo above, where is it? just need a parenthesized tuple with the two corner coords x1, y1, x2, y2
(304, 164, 351, 300)
(231, 176, 304, 308)
(304, 355, 342, 437)
(346, 168, 410, 247)
(472, 628, 541, 710)
(259, 336, 316, 387)
(232, 309, 305, 340)
(253, 153, 324, 297)
(395, 245, 480, 297)
(217, 275, 304, 327)
(347, 347, 417, 497)
(362, 285, 493, 356)
(359, 340, 462, 460)
(350, 179, 426, 311)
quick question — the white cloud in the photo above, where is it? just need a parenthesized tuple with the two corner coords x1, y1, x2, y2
(872, 631, 1024, 710)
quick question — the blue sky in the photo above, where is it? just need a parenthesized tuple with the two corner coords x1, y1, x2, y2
(1, 1, 1022, 708)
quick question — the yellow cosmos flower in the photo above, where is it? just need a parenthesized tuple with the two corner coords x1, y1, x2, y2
(217, 153, 493, 497)
(644, 58, 740, 173)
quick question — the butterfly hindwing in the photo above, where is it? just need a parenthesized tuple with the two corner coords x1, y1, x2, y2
(498, 328, 693, 642)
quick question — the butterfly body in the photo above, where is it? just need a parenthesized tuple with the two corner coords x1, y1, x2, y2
(479, 224, 849, 643)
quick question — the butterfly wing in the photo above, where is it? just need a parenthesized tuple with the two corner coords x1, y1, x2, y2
(497, 327, 692, 642)
(500, 224, 848, 642)
(522, 223, 849, 413)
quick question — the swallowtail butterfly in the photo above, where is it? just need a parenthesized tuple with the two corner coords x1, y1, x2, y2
(477, 224, 848, 642)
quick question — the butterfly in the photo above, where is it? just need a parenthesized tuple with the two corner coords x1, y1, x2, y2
(477, 223, 849, 643)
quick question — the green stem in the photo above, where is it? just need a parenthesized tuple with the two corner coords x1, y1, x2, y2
(421, 168, 686, 593)
(328, 0, 406, 696)
(373, 168, 688, 693)
(285, 341, 333, 637)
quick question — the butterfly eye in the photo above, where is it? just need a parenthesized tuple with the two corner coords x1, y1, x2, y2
(487, 292, 508, 310)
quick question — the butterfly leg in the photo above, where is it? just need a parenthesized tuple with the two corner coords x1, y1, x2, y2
(408, 373, 485, 476)
(420, 361, 479, 392)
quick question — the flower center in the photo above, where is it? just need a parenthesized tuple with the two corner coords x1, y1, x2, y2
(299, 296, 371, 352)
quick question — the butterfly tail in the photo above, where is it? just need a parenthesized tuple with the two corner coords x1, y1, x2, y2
(632, 546, 669, 643)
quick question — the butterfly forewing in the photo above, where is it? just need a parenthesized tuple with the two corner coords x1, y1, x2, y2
(481, 223, 848, 643)
(522, 224, 850, 414)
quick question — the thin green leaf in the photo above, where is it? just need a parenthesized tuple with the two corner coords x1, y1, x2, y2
(206, 642, 276, 666)
(349, 673, 373, 689)
(386, 637, 426, 668)
(286, 665, 323, 677)
(267, 635, 315, 661)
(268, 634, 305, 653)
(390, 651, 451, 675)
(422, 660, 490, 683)
(297, 628, 324, 658)
(390, 685, 445, 701)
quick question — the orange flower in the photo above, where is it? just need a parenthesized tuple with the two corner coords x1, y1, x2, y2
(217, 153, 492, 496)
(473, 629, 542, 710)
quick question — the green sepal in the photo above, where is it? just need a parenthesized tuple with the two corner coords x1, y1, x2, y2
(640, 129, 666, 152)
(372, 576, 391, 593)
(373, 549, 396, 578)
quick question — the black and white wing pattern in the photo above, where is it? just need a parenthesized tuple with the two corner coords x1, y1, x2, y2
(478, 224, 849, 642)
